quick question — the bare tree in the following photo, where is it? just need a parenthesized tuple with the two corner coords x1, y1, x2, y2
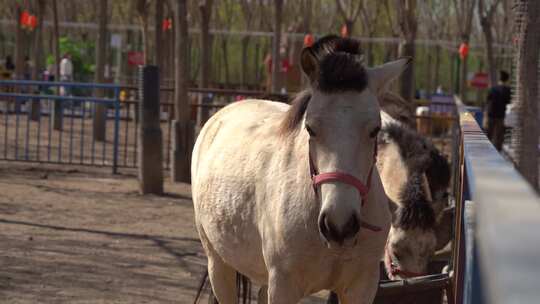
(30, 0, 46, 121)
(478, 0, 503, 86)
(271, 0, 283, 93)
(52, 0, 62, 130)
(154, 0, 164, 68)
(335, 0, 363, 36)
(199, 0, 213, 88)
(93, 0, 108, 141)
(418, 0, 451, 93)
(136, 0, 153, 65)
(240, 0, 255, 87)
(14, 3, 24, 80)
(453, 0, 477, 98)
(171, 0, 192, 182)
(396, 0, 417, 102)
(383, 0, 400, 61)
(217, 0, 234, 85)
(359, 0, 383, 66)
(512, 0, 540, 189)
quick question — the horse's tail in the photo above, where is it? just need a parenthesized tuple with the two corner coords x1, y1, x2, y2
(193, 270, 252, 304)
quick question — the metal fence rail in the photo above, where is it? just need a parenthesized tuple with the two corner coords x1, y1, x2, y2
(0, 80, 121, 173)
(452, 96, 540, 304)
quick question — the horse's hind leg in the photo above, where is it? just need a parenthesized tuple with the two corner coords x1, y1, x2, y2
(198, 227, 237, 304)
(206, 252, 237, 304)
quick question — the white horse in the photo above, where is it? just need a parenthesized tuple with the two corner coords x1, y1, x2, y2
(191, 36, 409, 304)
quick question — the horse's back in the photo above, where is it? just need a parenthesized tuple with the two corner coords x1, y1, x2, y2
(192, 99, 288, 180)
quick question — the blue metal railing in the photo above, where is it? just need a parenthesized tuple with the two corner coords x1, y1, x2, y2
(0, 80, 121, 173)
(452, 96, 540, 304)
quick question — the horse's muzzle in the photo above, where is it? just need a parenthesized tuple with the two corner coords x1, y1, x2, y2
(318, 212, 360, 247)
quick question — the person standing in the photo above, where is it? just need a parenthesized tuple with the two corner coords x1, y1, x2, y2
(485, 70, 512, 151)
(59, 53, 73, 96)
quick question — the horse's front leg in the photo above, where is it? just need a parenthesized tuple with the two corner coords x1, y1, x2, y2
(267, 269, 303, 304)
(337, 266, 380, 304)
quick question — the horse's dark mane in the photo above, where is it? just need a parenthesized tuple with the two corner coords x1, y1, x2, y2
(381, 123, 450, 230)
(279, 90, 312, 135)
(279, 35, 368, 135)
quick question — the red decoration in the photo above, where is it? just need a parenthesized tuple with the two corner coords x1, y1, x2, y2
(341, 25, 349, 37)
(28, 15, 37, 29)
(459, 43, 469, 60)
(281, 58, 290, 73)
(127, 51, 145, 66)
(303, 34, 314, 47)
(162, 18, 172, 31)
(19, 10, 37, 31)
(20, 11, 30, 27)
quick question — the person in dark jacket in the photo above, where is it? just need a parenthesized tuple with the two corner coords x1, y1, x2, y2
(486, 70, 511, 150)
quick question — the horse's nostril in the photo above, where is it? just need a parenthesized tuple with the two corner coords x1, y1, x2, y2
(318, 213, 330, 239)
(342, 214, 360, 239)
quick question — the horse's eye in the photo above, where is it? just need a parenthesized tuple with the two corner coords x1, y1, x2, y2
(370, 126, 381, 138)
(305, 124, 316, 137)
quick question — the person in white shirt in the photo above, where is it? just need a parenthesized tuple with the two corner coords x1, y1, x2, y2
(59, 53, 73, 96)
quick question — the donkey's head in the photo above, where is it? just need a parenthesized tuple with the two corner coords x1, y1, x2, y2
(377, 124, 453, 279)
(287, 35, 409, 248)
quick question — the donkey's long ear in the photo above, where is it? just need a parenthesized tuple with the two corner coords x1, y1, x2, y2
(300, 47, 319, 83)
(367, 57, 411, 94)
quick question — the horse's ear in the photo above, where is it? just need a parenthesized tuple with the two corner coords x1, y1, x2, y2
(300, 47, 319, 83)
(367, 57, 411, 94)
(435, 206, 454, 251)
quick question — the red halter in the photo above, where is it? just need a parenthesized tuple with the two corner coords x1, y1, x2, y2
(384, 246, 427, 278)
(309, 142, 381, 232)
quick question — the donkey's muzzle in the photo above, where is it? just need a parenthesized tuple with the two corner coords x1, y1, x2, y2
(318, 212, 360, 246)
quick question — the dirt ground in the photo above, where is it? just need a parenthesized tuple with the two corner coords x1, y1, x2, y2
(0, 162, 329, 304)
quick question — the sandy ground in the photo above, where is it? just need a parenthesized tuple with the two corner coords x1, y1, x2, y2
(0, 162, 206, 303)
(0, 162, 329, 304)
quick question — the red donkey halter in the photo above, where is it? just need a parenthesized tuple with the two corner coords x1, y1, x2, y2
(385, 246, 426, 278)
(309, 142, 381, 232)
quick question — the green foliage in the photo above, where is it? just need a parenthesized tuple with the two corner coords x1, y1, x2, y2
(46, 36, 95, 81)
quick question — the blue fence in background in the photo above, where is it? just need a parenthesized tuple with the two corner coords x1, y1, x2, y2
(0, 80, 122, 173)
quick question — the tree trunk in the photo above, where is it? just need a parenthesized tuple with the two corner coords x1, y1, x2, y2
(154, 0, 164, 68)
(199, 0, 213, 88)
(221, 38, 230, 85)
(513, 0, 540, 189)
(30, 0, 46, 121)
(344, 19, 354, 37)
(459, 37, 469, 101)
(14, 5, 24, 80)
(241, 36, 250, 88)
(366, 33, 374, 66)
(396, 0, 417, 102)
(271, 0, 283, 93)
(399, 40, 415, 101)
(137, 0, 150, 65)
(196, 0, 214, 130)
(52, 0, 62, 131)
(480, 17, 497, 87)
(171, 0, 192, 183)
(434, 45, 441, 92)
(93, 0, 108, 141)
(426, 49, 433, 95)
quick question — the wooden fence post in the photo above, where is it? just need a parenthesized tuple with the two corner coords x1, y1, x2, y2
(138, 65, 163, 194)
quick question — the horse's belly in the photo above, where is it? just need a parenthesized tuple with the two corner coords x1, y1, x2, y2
(197, 206, 268, 284)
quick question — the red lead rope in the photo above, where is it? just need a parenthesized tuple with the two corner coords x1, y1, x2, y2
(309, 143, 381, 232)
